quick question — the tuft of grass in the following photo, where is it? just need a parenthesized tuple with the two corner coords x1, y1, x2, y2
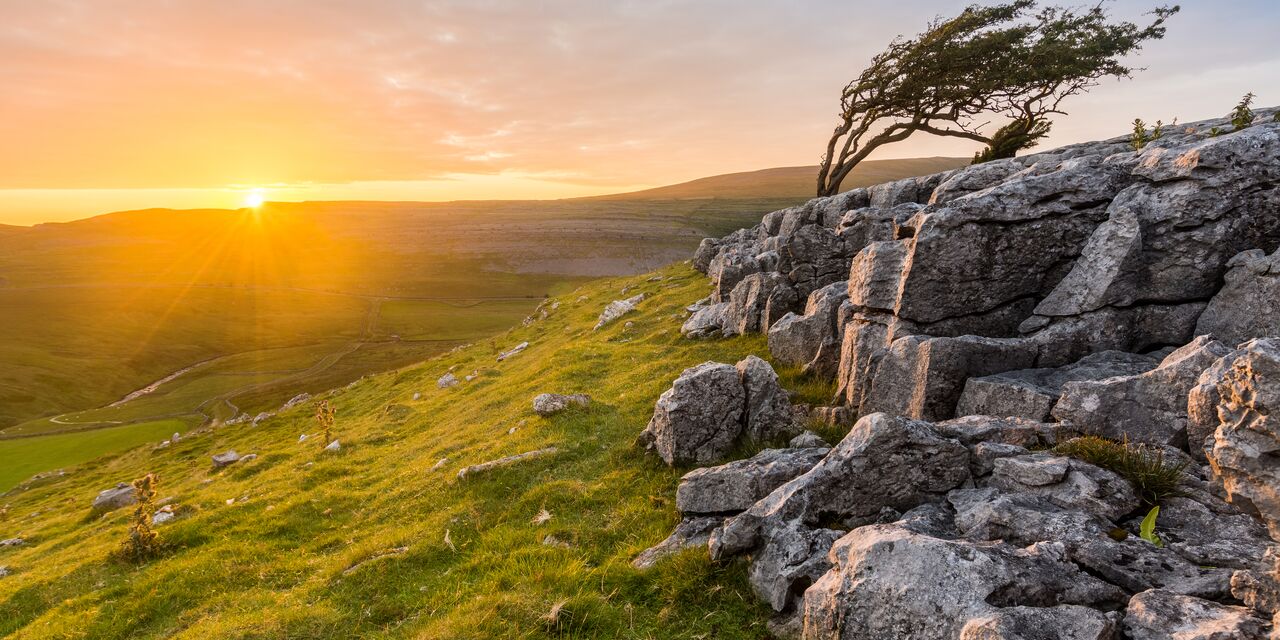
(1053, 436, 1189, 506)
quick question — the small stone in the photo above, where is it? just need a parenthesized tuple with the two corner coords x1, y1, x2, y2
(412, 392, 421, 401)
(211, 451, 241, 468)
(91, 482, 137, 512)
(0, 538, 23, 547)
(430, 458, 449, 471)
(298, 434, 308, 443)
(239, 453, 258, 463)
(496, 341, 529, 361)
(437, 372, 459, 388)
(789, 431, 830, 448)
(324, 440, 341, 452)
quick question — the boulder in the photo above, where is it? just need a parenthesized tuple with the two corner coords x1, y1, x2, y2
(802, 525, 1125, 640)
(593, 294, 644, 330)
(959, 606, 1117, 640)
(1124, 589, 1270, 640)
(91, 482, 136, 512)
(1203, 338, 1280, 538)
(724, 273, 797, 334)
(711, 414, 969, 558)
(532, 393, 590, 416)
(676, 447, 827, 515)
(1052, 336, 1230, 448)
(639, 362, 744, 466)
(736, 355, 796, 442)
(748, 521, 843, 612)
(957, 350, 1159, 421)
(936, 415, 1066, 450)
(767, 281, 848, 377)
(680, 302, 729, 338)
(1196, 248, 1280, 347)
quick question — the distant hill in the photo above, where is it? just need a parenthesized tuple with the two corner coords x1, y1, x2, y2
(586, 157, 968, 201)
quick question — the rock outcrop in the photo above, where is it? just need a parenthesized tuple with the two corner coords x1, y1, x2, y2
(653, 109, 1280, 639)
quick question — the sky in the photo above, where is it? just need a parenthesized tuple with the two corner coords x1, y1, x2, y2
(0, 0, 1277, 225)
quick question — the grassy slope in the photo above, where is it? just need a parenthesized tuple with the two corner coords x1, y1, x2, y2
(0, 262, 839, 639)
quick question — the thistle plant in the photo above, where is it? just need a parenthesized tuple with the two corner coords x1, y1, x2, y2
(121, 473, 162, 562)
(315, 399, 336, 447)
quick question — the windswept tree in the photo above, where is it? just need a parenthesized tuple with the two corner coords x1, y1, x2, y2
(817, 1, 1178, 196)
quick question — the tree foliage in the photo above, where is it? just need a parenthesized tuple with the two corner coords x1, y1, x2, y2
(817, 1, 1179, 196)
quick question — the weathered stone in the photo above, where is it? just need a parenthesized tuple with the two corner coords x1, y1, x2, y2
(847, 240, 907, 311)
(862, 334, 1038, 420)
(1124, 589, 1270, 640)
(680, 301, 729, 338)
(725, 273, 798, 334)
(711, 414, 969, 558)
(91, 482, 136, 512)
(957, 350, 1158, 421)
(1053, 336, 1230, 448)
(531, 393, 590, 416)
(1204, 338, 1280, 538)
(969, 442, 1031, 477)
(692, 238, 720, 273)
(1196, 248, 1280, 348)
(211, 450, 241, 468)
(748, 520, 842, 612)
(437, 372, 459, 388)
(989, 455, 1139, 521)
(736, 355, 796, 442)
(936, 415, 1066, 450)
(593, 294, 644, 330)
(675, 447, 827, 515)
(959, 605, 1117, 640)
(455, 446, 557, 480)
(991, 454, 1069, 487)
(630, 516, 723, 570)
(788, 431, 829, 449)
(639, 362, 745, 466)
(803, 525, 1125, 640)
(767, 281, 847, 377)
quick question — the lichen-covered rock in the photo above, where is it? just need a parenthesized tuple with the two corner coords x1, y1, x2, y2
(767, 281, 847, 377)
(1124, 589, 1270, 640)
(211, 450, 241, 468)
(1052, 336, 1230, 448)
(748, 520, 842, 612)
(989, 454, 1138, 521)
(639, 362, 744, 466)
(630, 516, 723, 570)
(802, 525, 1125, 640)
(676, 447, 827, 515)
(724, 273, 797, 334)
(957, 350, 1158, 421)
(959, 605, 1117, 640)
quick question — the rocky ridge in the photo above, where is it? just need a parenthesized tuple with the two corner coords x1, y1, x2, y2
(646, 108, 1280, 639)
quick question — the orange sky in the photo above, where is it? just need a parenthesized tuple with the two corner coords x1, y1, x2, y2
(1, 1, 1277, 225)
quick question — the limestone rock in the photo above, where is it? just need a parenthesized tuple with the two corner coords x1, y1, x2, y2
(1052, 336, 1230, 448)
(680, 302, 728, 338)
(1124, 589, 1270, 640)
(593, 294, 644, 330)
(437, 372, 459, 389)
(1196, 248, 1280, 347)
(989, 454, 1138, 521)
(532, 393, 590, 416)
(91, 483, 136, 512)
(803, 525, 1125, 640)
(1204, 338, 1280, 538)
(675, 447, 827, 515)
(711, 413, 969, 558)
(736, 355, 796, 442)
(639, 362, 744, 466)
(957, 350, 1159, 421)
(630, 516, 722, 570)
(211, 451, 241, 468)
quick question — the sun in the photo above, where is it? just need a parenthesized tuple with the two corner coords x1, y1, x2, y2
(243, 190, 266, 208)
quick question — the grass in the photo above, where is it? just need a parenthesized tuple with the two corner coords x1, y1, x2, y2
(0, 263, 781, 639)
(1052, 435, 1189, 506)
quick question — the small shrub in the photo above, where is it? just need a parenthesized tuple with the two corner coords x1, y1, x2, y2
(1132, 118, 1165, 151)
(120, 473, 162, 562)
(1209, 126, 1223, 138)
(1131, 118, 1150, 150)
(1231, 92, 1256, 129)
(315, 399, 336, 447)
(1052, 436, 1188, 506)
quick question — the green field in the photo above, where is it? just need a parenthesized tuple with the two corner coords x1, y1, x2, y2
(0, 419, 192, 491)
(0, 264, 837, 638)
